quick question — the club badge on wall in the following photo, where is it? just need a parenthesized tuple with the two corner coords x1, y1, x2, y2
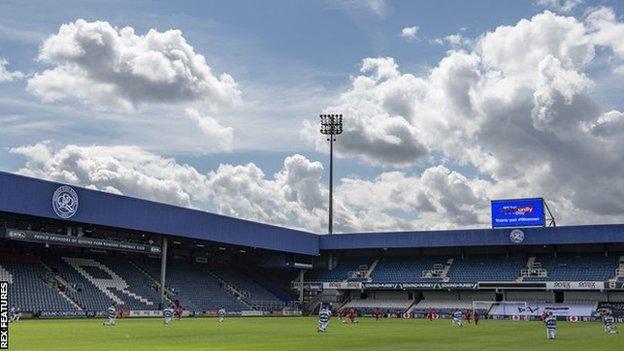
(52, 185, 79, 218)
(509, 229, 525, 244)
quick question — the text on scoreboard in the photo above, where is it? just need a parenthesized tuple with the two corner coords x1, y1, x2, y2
(491, 198, 545, 228)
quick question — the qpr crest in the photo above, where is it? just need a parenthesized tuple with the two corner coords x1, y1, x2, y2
(52, 185, 79, 218)
(509, 229, 525, 244)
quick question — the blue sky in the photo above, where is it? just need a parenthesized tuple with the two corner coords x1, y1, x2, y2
(1, 0, 624, 233)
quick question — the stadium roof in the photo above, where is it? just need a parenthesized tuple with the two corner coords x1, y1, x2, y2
(318, 225, 624, 250)
(0, 171, 318, 255)
(1, 171, 624, 256)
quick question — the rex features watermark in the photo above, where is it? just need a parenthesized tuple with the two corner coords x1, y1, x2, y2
(0, 281, 8, 349)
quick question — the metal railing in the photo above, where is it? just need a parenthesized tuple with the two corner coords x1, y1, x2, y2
(421, 269, 444, 278)
(521, 268, 547, 277)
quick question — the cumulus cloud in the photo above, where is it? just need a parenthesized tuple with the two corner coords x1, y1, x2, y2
(206, 154, 328, 231)
(585, 7, 624, 60)
(337, 166, 491, 230)
(401, 26, 418, 40)
(27, 19, 240, 111)
(9, 143, 211, 206)
(9, 143, 329, 232)
(8, 143, 499, 233)
(536, 0, 583, 13)
(302, 57, 428, 167)
(11, 9, 624, 232)
(0, 58, 23, 82)
(302, 9, 624, 227)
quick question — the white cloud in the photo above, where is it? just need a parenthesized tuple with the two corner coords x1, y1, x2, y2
(302, 57, 428, 167)
(301, 9, 624, 227)
(337, 165, 491, 230)
(7, 143, 496, 233)
(586, 7, 624, 60)
(536, 0, 584, 13)
(207, 154, 328, 231)
(9, 143, 210, 206)
(26, 19, 240, 111)
(401, 26, 418, 40)
(184, 108, 234, 151)
(0, 58, 23, 82)
(433, 33, 473, 49)
(9, 143, 328, 232)
(10, 9, 624, 233)
(590, 110, 624, 138)
(477, 11, 594, 77)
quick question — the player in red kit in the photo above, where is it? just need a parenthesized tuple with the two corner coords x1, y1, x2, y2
(373, 308, 382, 321)
(337, 309, 345, 323)
(174, 300, 183, 320)
(348, 308, 358, 323)
(464, 310, 472, 324)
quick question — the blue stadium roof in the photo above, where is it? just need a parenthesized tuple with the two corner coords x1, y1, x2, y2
(318, 225, 624, 250)
(0, 171, 318, 255)
(1, 171, 624, 256)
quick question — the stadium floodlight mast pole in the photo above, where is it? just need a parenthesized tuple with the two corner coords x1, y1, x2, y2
(320, 114, 343, 234)
(160, 237, 168, 307)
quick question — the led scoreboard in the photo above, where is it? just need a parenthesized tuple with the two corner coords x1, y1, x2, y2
(491, 198, 545, 228)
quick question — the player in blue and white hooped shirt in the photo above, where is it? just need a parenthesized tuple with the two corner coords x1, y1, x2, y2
(103, 303, 117, 326)
(9, 307, 17, 323)
(163, 304, 175, 325)
(317, 304, 331, 333)
(218, 307, 226, 323)
(452, 309, 463, 327)
(602, 311, 618, 334)
(545, 311, 557, 339)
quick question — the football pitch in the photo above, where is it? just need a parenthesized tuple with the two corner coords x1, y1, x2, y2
(8, 317, 622, 350)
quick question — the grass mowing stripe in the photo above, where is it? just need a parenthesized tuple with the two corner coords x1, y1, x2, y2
(8, 317, 622, 350)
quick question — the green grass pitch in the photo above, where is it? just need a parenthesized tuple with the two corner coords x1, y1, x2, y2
(8, 317, 622, 350)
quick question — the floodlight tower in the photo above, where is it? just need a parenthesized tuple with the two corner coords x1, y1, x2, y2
(320, 114, 343, 234)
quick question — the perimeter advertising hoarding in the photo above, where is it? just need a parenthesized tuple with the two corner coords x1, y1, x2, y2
(546, 281, 605, 290)
(2, 228, 162, 254)
(491, 198, 545, 228)
(362, 282, 478, 290)
(322, 282, 362, 290)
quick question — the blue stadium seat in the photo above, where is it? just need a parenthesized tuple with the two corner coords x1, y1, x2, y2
(211, 267, 285, 310)
(523, 253, 619, 281)
(372, 256, 447, 283)
(308, 257, 372, 282)
(447, 255, 525, 282)
(0, 257, 78, 313)
(134, 259, 249, 312)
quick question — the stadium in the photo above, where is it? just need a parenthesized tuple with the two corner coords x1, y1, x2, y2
(1, 171, 623, 350)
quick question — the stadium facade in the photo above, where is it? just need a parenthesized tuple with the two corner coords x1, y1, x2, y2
(1, 171, 624, 320)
